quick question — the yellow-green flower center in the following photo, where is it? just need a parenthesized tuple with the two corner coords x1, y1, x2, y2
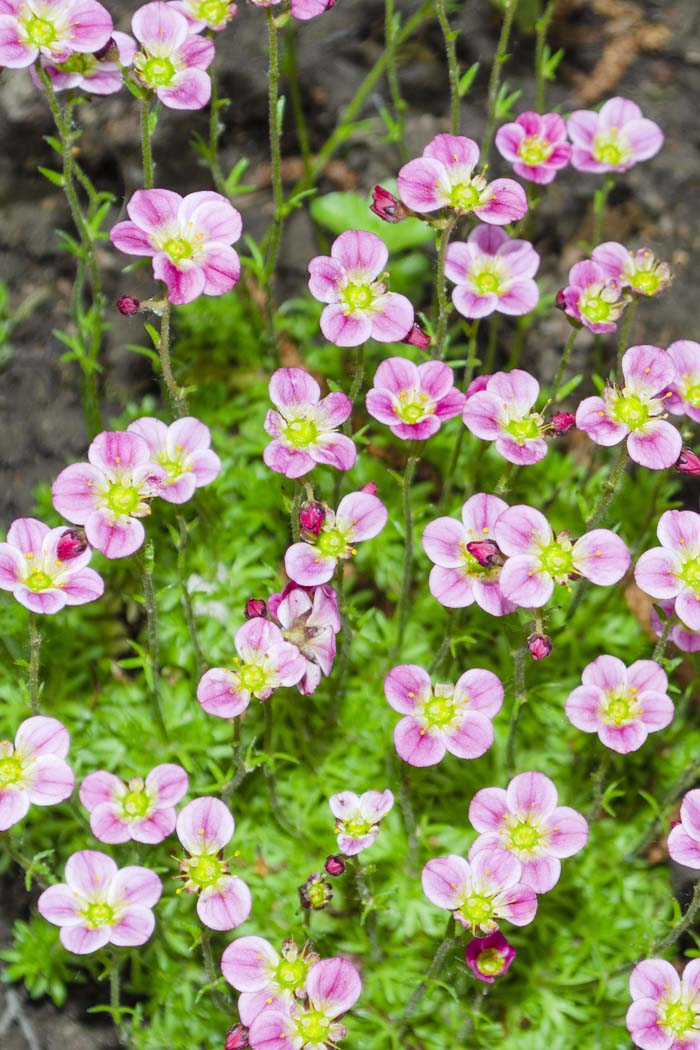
(22, 14, 58, 46)
(661, 999, 697, 1037)
(58, 52, 97, 75)
(237, 663, 268, 693)
(25, 569, 53, 592)
(275, 958, 308, 990)
(121, 788, 152, 819)
(610, 392, 650, 429)
(476, 947, 507, 976)
(0, 752, 23, 786)
(518, 135, 552, 167)
(138, 54, 177, 88)
(507, 820, 541, 853)
(105, 481, 141, 516)
(539, 540, 573, 578)
(459, 894, 494, 927)
(196, 0, 230, 22)
(579, 294, 613, 323)
(679, 556, 700, 594)
(503, 414, 542, 444)
(601, 690, 639, 726)
(395, 390, 431, 424)
(284, 418, 319, 448)
(473, 269, 502, 295)
(448, 181, 482, 212)
(342, 283, 374, 311)
(297, 1009, 331, 1044)
(630, 270, 660, 296)
(189, 854, 225, 889)
(423, 690, 458, 730)
(683, 380, 700, 409)
(592, 131, 629, 168)
(317, 527, 349, 559)
(343, 815, 373, 838)
(82, 901, 115, 929)
(163, 237, 194, 262)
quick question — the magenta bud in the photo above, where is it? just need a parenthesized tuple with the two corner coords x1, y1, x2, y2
(550, 411, 576, 434)
(555, 289, 567, 310)
(56, 527, 88, 561)
(324, 855, 346, 877)
(245, 599, 267, 619)
(465, 539, 502, 567)
(465, 931, 516, 984)
(402, 322, 431, 350)
(360, 482, 378, 496)
(299, 500, 326, 539)
(298, 873, 332, 910)
(117, 295, 140, 316)
(527, 633, 552, 661)
(676, 448, 700, 476)
(225, 1024, 249, 1050)
(369, 185, 410, 223)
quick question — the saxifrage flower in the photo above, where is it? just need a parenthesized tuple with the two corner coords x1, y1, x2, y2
(0, 517, 103, 614)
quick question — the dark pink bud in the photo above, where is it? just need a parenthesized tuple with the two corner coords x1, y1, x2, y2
(56, 528, 88, 561)
(245, 599, 267, 619)
(324, 854, 346, 877)
(676, 448, 700, 476)
(369, 185, 410, 223)
(550, 411, 576, 434)
(466, 374, 491, 398)
(527, 633, 552, 661)
(298, 873, 332, 910)
(117, 295, 140, 316)
(360, 482, 378, 496)
(225, 1025, 249, 1050)
(465, 540, 502, 567)
(402, 323, 431, 350)
(299, 500, 326, 539)
(555, 289, 567, 310)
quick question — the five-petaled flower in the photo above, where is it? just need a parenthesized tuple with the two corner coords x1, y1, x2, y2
(266, 583, 341, 695)
(567, 97, 663, 173)
(176, 796, 251, 930)
(445, 225, 540, 320)
(131, 1, 214, 110)
(0, 0, 112, 69)
(495, 111, 572, 184)
(79, 763, 188, 844)
(110, 188, 242, 305)
(422, 847, 537, 933)
(591, 242, 671, 298)
(38, 849, 162, 954)
(308, 230, 414, 347)
(384, 664, 503, 767)
(128, 416, 221, 502)
(462, 369, 549, 465)
(0, 716, 74, 831)
(469, 771, 589, 894)
(397, 133, 527, 224)
(0, 517, 103, 614)
(365, 357, 465, 440)
(221, 936, 320, 1025)
(329, 789, 394, 856)
(627, 957, 700, 1050)
(635, 510, 700, 630)
(263, 368, 356, 477)
(284, 489, 388, 586)
(559, 260, 629, 334)
(168, 0, 237, 32)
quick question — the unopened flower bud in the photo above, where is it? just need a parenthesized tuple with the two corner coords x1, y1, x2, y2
(245, 598, 267, 619)
(465, 539, 502, 567)
(299, 500, 326, 539)
(117, 295, 140, 316)
(550, 411, 576, 434)
(324, 854, 346, 877)
(402, 322, 431, 350)
(676, 448, 700, 476)
(360, 482, 378, 496)
(225, 1024, 249, 1050)
(56, 527, 88, 561)
(298, 873, 332, 910)
(527, 633, 552, 661)
(369, 185, 410, 223)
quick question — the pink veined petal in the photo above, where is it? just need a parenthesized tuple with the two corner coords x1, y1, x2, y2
(110, 219, 156, 256)
(221, 935, 279, 991)
(468, 224, 510, 255)
(372, 356, 420, 394)
(493, 883, 538, 927)
(472, 578, 516, 617)
(60, 924, 112, 955)
(197, 877, 252, 931)
(591, 241, 629, 281)
(328, 790, 360, 819)
(65, 0, 113, 52)
(269, 367, 321, 409)
(625, 1000, 675, 1050)
(634, 546, 681, 599)
(189, 448, 221, 488)
(498, 556, 554, 608)
(494, 435, 547, 466)
(495, 121, 525, 162)
(506, 771, 558, 819)
(576, 396, 627, 446)
(285, 542, 337, 586)
(497, 278, 540, 316)
(130, 808, 177, 844)
(199, 243, 241, 296)
(658, 509, 700, 554)
(369, 292, 414, 343)
(627, 420, 682, 470)
(435, 388, 466, 421)
(428, 565, 475, 608)
(474, 179, 528, 225)
(599, 97, 642, 128)
(598, 720, 648, 754)
(320, 303, 373, 347)
(0, 542, 23, 589)
(178, 32, 215, 69)
(13, 586, 66, 615)
(462, 492, 509, 536)
(422, 854, 471, 909)
(24, 755, 75, 806)
(15, 715, 69, 760)
(384, 664, 431, 714)
(154, 253, 207, 304)
(668, 826, 700, 870)
(545, 806, 588, 858)
(308, 255, 345, 303)
(444, 240, 475, 283)
(37, 884, 80, 927)
(306, 958, 362, 1018)
(682, 958, 700, 999)
(626, 659, 667, 696)
(470, 847, 521, 894)
(495, 505, 551, 555)
(51, 462, 102, 524)
(125, 187, 182, 236)
(62, 567, 104, 606)
(331, 229, 389, 279)
(365, 389, 399, 426)
(469, 788, 508, 836)
(566, 110, 599, 147)
(316, 390, 353, 430)
(336, 491, 388, 542)
(630, 959, 681, 1002)
(89, 803, 132, 844)
(565, 685, 603, 732)
(79, 770, 123, 812)
(264, 441, 316, 479)
(176, 796, 234, 854)
(110, 905, 156, 947)
(462, 389, 507, 438)
(6, 517, 49, 554)
(424, 133, 480, 170)
(85, 510, 146, 560)
(421, 517, 466, 568)
(0, 789, 31, 831)
(452, 287, 498, 319)
(486, 368, 539, 409)
(622, 344, 676, 396)
(624, 118, 664, 162)
(311, 432, 357, 472)
(397, 156, 449, 212)
(132, 1, 188, 50)
(247, 1010, 294, 1050)
(65, 850, 118, 896)
(518, 853, 561, 894)
(394, 718, 446, 767)
(581, 654, 627, 692)
(0, 20, 37, 68)
(109, 866, 162, 909)
(145, 763, 188, 806)
(637, 692, 674, 732)
(680, 790, 700, 841)
(573, 530, 630, 585)
(235, 617, 283, 662)
(89, 430, 150, 472)
(444, 711, 494, 760)
(454, 668, 504, 717)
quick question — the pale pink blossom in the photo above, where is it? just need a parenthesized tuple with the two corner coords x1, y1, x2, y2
(635, 510, 700, 630)
(0, 517, 103, 614)
(266, 583, 341, 695)
(559, 259, 628, 334)
(176, 796, 251, 931)
(495, 112, 571, 184)
(365, 357, 465, 441)
(462, 369, 548, 465)
(168, 0, 236, 32)
(329, 789, 394, 856)
(221, 937, 320, 1026)
(80, 763, 188, 844)
(0, 0, 112, 69)
(263, 368, 355, 477)
(422, 847, 537, 933)
(627, 957, 700, 1050)
(131, 1, 214, 110)
(0, 716, 74, 831)
(127, 416, 221, 503)
(665, 340, 700, 424)
(445, 225, 540, 320)
(32, 31, 136, 94)
(568, 97, 663, 173)
(591, 242, 671, 298)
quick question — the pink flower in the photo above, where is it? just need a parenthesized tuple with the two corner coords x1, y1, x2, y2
(384, 664, 503, 767)
(651, 599, 700, 653)
(559, 260, 628, 334)
(575, 345, 682, 470)
(290, 0, 336, 19)
(527, 633, 552, 660)
(635, 510, 700, 630)
(267, 583, 341, 696)
(247, 957, 361, 1050)
(0, 0, 112, 68)
(365, 357, 464, 441)
(176, 796, 251, 930)
(168, 0, 237, 32)
(131, 2, 214, 110)
(284, 489, 388, 587)
(495, 112, 571, 184)
(79, 763, 188, 844)
(0, 517, 103, 614)
(127, 416, 221, 503)
(38, 850, 161, 954)
(397, 134, 527, 224)
(422, 848, 537, 933)
(221, 937, 320, 1026)
(444, 225, 540, 320)
(495, 504, 630, 608)
(465, 931, 516, 984)
(110, 188, 242, 306)
(0, 717, 74, 831)
(565, 655, 673, 755)
(667, 790, 700, 869)
(469, 772, 589, 894)
(568, 97, 663, 173)
(263, 368, 355, 477)
(31, 31, 136, 94)
(627, 957, 700, 1050)
(329, 789, 394, 856)
(462, 369, 548, 465)
(308, 230, 414, 347)
(664, 340, 700, 423)
(422, 493, 515, 615)
(591, 242, 671, 298)
(196, 618, 307, 719)
(51, 430, 166, 559)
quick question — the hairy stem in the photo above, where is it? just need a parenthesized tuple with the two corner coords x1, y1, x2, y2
(550, 328, 579, 402)
(135, 549, 167, 738)
(284, 25, 312, 179)
(176, 515, 204, 676)
(158, 300, 186, 417)
(652, 614, 674, 662)
(432, 217, 457, 359)
(222, 719, 248, 803)
(535, 0, 557, 112)
(505, 644, 527, 777)
(482, 0, 520, 164)
(353, 858, 381, 961)
(652, 879, 700, 955)
(616, 298, 638, 368)
(208, 72, 227, 196)
(263, 7, 285, 332)
(140, 98, 154, 189)
(400, 916, 458, 1026)
(342, 344, 366, 435)
(395, 451, 418, 653)
(433, 0, 460, 135)
(27, 613, 41, 715)
(592, 175, 615, 246)
(200, 927, 230, 1011)
(585, 444, 629, 529)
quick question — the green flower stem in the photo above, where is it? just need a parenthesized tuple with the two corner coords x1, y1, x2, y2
(482, 0, 520, 165)
(283, 24, 312, 179)
(505, 643, 527, 777)
(395, 449, 419, 654)
(342, 344, 366, 435)
(140, 98, 154, 189)
(535, 0, 558, 112)
(592, 174, 615, 246)
(291, 480, 303, 542)
(27, 613, 41, 716)
(353, 858, 380, 961)
(652, 614, 674, 662)
(616, 298, 638, 368)
(223, 719, 248, 803)
(263, 7, 285, 330)
(627, 755, 700, 863)
(108, 951, 127, 1042)
(483, 312, 501, 374)
(585, 444, 629, 529)
(399, 915, 459, 1027)
(433, 0, 460, 135)
(135, 548, 167, 739)
(586, 751, 612, 821)
(157, 299, 186, 417)
(385, 0, 408, 158)
(329, 568, 353, 725)
(550, 328, 579, 403)
(200, 927, 230, 1012)
(432, 217, 457, 359)
(398, 762, 419, 874)
(495, 460, 515, 498)
(652, 879, 700, 955)
(263, 698, 296, 838)
(176, 515, 204, 677)
(208, 71, 227, 196)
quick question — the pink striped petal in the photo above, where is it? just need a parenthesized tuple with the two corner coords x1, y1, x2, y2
(545, 807, 588, 857)
(25, 756, 74, 805)
(444, 712, 493, 759)
(37, 884, 80, 927)
(668, 826, 700, 869)
(110, 905, 156, 947)
(176, 796, 233, 854)
(498, 556, 553, 607)
(320, 304, 372, 347)
(630, 959, 680, 1002)
(454, 668, 503, 717)
(15, 715, 69, 759)
(306, 958, 362, 1017)
(60, 924, 111, 955)
(384, 664, 430, 714)
(428, 565, 475, 607)
(221, 935, 279, 990)
(394, 718, 446, 766)
(109, 866, 162, 908)
(0, 789, 30, 830)
(79, 771, 123, 811)
(65, 850, 117, 896)
(422, 854, 470, 909)
(197, 877, 252, 930)
(469, 788, 508, 832)
(146, 763, 188, 805)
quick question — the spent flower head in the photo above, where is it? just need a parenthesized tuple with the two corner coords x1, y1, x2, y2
(465, 930, 516, 983)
